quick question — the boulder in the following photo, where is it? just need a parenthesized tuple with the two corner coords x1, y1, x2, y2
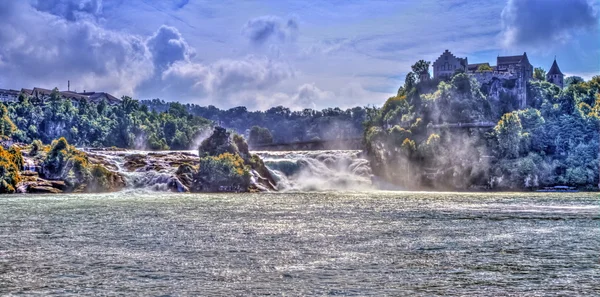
(28, 185, 63, 194)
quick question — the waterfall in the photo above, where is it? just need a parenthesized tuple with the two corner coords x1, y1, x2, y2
(85, 150, 190, 191)
(84, 149, 373, 192)
(255, 150, 373, 191)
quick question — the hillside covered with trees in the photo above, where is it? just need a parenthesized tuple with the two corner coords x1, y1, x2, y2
(364, 61, 600, 190)
(2, 89, 212, 150)
(141, 100, 372, 144)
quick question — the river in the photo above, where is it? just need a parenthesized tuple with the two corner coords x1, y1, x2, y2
(0, 191, 598, 296)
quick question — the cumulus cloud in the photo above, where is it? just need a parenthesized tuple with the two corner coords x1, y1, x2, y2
(242, 15, 298, 45)
(292, 83, 332, 108)
(501, 0, 598, 48)
(146, 25, 195, 71)
(0, 1, 296, 107)
(251, 83, 336, 110)
(161, 56, 294, 97)
(0, 1, 153, 96)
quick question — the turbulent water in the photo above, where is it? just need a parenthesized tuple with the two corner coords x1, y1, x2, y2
(85, 149, 373, 191)
(255, 150, 372, 191)
(0, 191, 598, 296)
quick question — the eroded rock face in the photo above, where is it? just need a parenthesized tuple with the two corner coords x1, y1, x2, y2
(189, 126, 277, 192)
(16, 140, 126, 194)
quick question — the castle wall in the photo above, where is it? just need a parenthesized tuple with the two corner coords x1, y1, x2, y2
(470, 71, 516, 84)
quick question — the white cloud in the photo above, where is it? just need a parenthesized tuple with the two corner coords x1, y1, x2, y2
(161, 56, 294, 97)
(0, 1, 153, 96)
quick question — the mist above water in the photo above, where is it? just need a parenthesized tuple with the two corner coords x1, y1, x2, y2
(255, 150, 373, 191)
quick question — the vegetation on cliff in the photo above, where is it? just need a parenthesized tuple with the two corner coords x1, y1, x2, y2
(0, 146, 23, 193)
(5, 92, 211, 150)
(364, 61, 600, 190)
(36, 137, 124, 192)
(0, 103, 17, 140)
(174, 126, 275, 192)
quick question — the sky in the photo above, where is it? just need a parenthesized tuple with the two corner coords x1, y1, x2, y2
(0, 0, 598, 110)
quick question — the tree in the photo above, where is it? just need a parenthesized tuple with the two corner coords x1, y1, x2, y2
(564, 76, 584, 88)
(411, 60, 431, 76)
(494, 112, 524, 158)
(248, 126, 273, 146)
(477, 64, 493, 72)
(411, 60, 431, 81)
(0, 104, 17, 140)
(533, 67, 546, 81)
(50, 87, 61, 102)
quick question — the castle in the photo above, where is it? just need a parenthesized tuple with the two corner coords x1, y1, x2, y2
(431, 50, 564, 108)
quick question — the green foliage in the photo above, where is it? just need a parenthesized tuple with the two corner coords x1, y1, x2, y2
(29, 140, 43, 156)
(0, 146, 22, 193)
(248, 126, 273, 146)
(533, 67, 546, 81)
(494, 112, 524, 158)
(477, 64, 493, 72)
(0, 103, 17, 140)
(38, 137, 121, 192)
(198, 127, 239, 157)
(197, 153, 251, 192)
(5, 94, 211, 149)
(564, 76, 584, 88)
(140, 99, 371, 144)
(43, 137, 90, 181)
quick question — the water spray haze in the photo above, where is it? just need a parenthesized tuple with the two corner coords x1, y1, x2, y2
(256, 150, 373, 191)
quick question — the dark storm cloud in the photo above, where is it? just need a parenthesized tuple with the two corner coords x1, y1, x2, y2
(242, 16, 298, 45)
(501, 0, 598, 47)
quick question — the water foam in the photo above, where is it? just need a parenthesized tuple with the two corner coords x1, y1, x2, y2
(84, 149, 373, 192)
(255, 150, 373, 191)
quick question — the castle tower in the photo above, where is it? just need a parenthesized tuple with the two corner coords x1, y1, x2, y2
(432, 50, 467, 80)
(546, 58, 564, 88)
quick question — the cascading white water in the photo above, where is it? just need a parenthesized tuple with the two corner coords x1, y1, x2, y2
(255, 150, 373, 191)
(83, 149, 373, 192)
(85, 150, 189, 191)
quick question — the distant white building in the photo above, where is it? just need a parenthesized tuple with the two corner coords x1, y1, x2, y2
(0, 89, 19, 103)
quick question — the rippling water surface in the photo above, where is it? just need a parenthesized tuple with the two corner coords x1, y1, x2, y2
(0, 191, 598, 296)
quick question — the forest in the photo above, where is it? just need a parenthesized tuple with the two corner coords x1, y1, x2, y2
(0, 87, 371, 149)
(141, 99, 371, 143)
(1, 90, 212, 150)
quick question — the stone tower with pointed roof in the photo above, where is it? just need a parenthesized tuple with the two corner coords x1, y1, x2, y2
(546, 59, 564, 88)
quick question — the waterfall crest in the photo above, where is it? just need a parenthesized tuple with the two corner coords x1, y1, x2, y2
(83, 149, 372, 192)
(255, 150, 373, 191)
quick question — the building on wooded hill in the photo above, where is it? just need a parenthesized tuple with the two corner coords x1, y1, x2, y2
(431, 50, 566, 109)
(0, 89, 20, 102)
(0, 86, 121, 106)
